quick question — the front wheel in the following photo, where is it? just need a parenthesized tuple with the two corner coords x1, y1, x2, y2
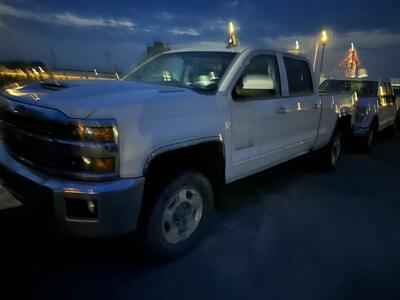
(361, 122, 377, 151)
(143, 171, 213, 260)
(320, 129, 343, 170)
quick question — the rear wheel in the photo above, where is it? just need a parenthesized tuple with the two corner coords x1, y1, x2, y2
(389, 111, 399, 134)
(143, 170, 213, 260)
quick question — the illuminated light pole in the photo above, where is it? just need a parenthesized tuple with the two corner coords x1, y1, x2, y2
(313, 30, 329, 83)
(312, 41, 320, 71)
(289, 40, 307, 56)
(319, 30, 328, 75)
(226, 22, 238, 48)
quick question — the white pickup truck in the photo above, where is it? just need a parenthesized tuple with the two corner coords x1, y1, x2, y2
(320, 78, 400, 149)
(0, 47, 355, 258)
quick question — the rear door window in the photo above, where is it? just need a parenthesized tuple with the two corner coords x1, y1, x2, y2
(284, 57, 314, 96)
(384, 82, 394, 104)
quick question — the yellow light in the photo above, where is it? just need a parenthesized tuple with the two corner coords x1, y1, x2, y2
(227, 21, 238, 47)
(92, 158, 115, 173)
(321, 30, 328, 43)
(82, 156, 116, 173)
(76, 123, 116, 142)
(380, 86, 384, 96)
(5, 87, 28, 97)
(229, 22, 235, 35)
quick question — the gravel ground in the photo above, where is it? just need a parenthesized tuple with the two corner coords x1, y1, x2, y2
(1, 130, 400, 300)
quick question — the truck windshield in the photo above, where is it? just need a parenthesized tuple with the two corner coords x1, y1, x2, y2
(123, 51, 237, 93)
(320, 79, 378, 98)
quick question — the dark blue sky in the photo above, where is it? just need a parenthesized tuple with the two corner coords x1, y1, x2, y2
(1, 0, 400, 78)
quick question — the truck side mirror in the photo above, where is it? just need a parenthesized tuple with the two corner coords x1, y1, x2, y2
(242, 75, 275, 90)
(234, 75, 276, 99)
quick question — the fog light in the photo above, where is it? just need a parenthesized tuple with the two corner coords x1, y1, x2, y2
(87, 200, 96, 214)
(65, 198, 97, 220)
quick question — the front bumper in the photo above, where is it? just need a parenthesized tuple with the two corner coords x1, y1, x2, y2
(0, 141, 145, 238)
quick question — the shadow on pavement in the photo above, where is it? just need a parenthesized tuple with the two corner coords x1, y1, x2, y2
(0, 129, 399, 299)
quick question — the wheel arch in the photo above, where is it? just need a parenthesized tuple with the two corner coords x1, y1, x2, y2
(335, 114, 353, 136)
(143, 137, 226, 197)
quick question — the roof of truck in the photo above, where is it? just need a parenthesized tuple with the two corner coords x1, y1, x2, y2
(163, 46, 307, 60)
(164, 45, 248, 54)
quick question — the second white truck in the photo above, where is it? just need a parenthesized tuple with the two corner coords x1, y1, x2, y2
(0, 47, 355, 258)
(320, 78, 400, 149)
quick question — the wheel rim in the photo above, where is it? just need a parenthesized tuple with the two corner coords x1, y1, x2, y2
(331, 136, 342, 165)
(161, 188, 203, 244)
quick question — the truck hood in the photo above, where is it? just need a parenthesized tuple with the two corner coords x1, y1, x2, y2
(1, 80, 195, 118)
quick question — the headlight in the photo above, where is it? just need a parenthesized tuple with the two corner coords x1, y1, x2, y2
(76, 122, 118, 143)
(61, 119, 119, 175)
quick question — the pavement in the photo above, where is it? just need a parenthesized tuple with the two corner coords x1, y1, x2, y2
(1, 131, 400, 300)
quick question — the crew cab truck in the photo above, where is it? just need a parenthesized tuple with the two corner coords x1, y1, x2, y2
(0, 48, 355, 259)
(320, 78, 400, 149)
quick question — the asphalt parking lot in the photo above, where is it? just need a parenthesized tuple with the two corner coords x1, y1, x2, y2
(1, 131, 400, 300)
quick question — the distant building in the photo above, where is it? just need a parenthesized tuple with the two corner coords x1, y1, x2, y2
(137, 41, 170, 65)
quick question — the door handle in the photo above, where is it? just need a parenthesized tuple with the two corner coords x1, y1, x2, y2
(277, 107, 288, 114)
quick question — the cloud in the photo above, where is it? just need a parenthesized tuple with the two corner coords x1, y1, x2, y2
(0, 3, 135, 30)
(337, 30, 400, 49)
(0, 3, 33, 18)
(0, 21, 7, 29)
(160, 11, 174, 20)
(168, 28, 200, 36)
(55, 13, 134, 29)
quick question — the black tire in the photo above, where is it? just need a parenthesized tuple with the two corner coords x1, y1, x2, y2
(361, 121, 377, 151)
(143, 171, 213, 260)
(389, 111, 399, 135)
(320, 129, 343, 170)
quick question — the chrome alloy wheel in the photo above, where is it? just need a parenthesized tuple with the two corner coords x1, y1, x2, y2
(161, 188, 203, 244)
